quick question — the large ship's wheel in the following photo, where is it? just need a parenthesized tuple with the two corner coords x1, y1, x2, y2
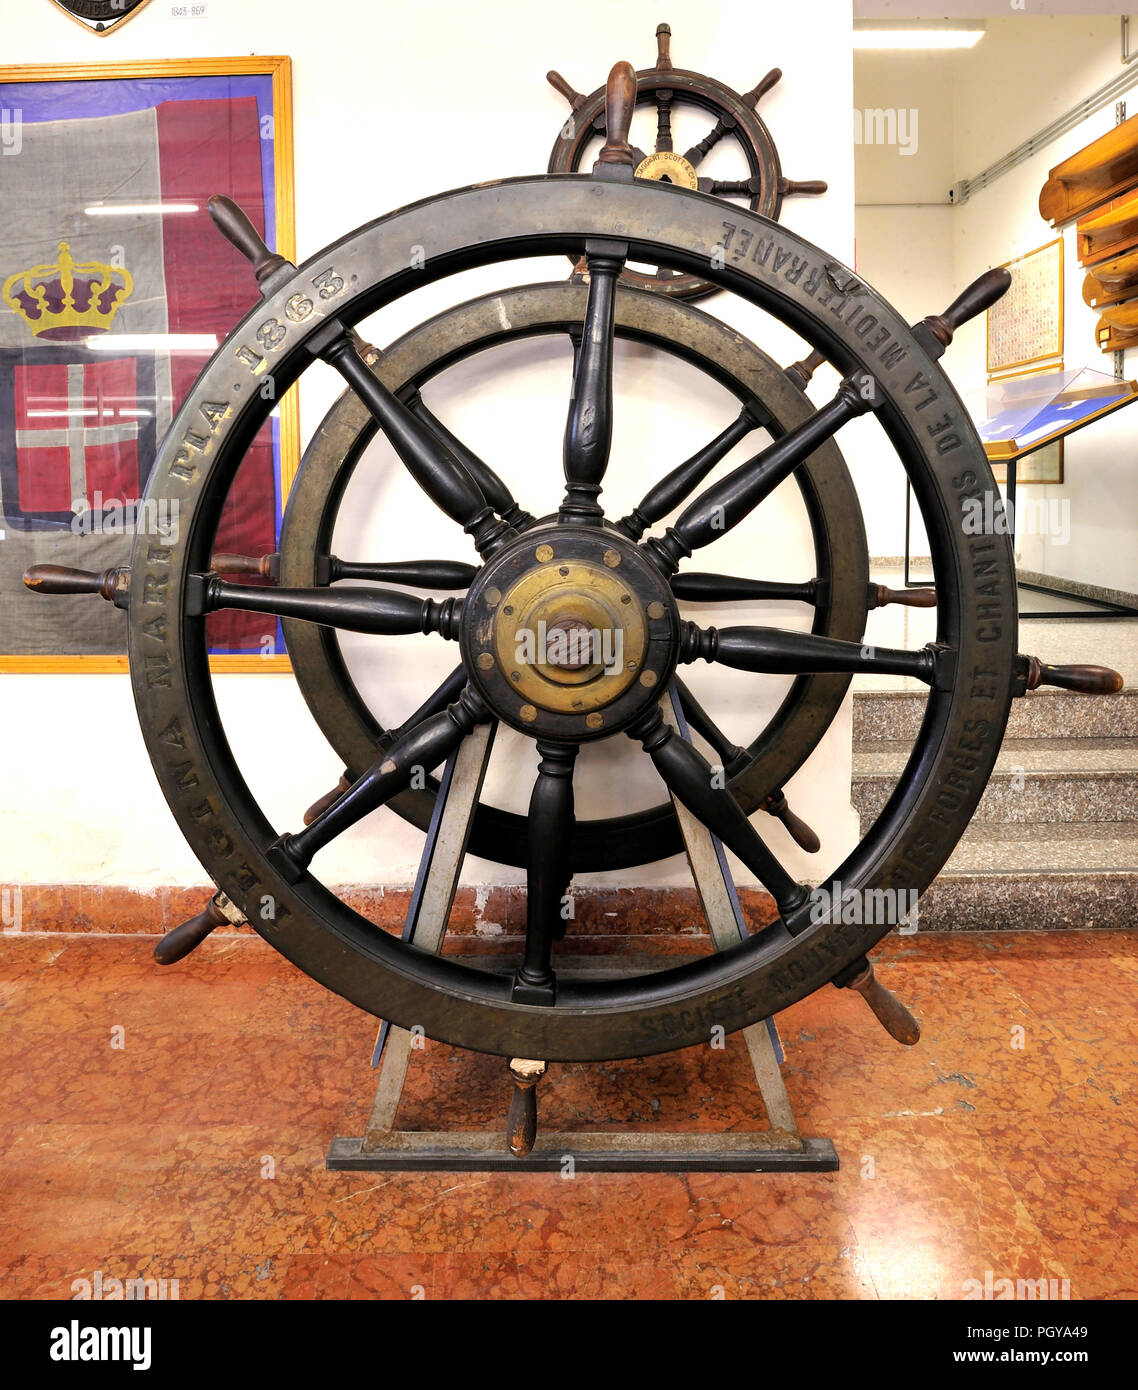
(28, 66, 1121, 1062)
(268, 280, 876, 871)
(547, 23, 826, 299)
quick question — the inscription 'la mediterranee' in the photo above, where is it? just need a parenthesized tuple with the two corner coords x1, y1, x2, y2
(714, 216, 1010, 976)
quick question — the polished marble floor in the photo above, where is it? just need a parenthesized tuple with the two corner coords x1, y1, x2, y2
(3, 928, 1137, 1300)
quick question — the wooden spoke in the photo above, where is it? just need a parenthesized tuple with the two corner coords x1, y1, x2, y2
(655, 89, 674, 153)
(513, 742, 578, 1004)
(683, 115, 734, 168)
(392, 665, 469, 740)
(682, 623, 941, 684)
(210, 551, 280, 581)
(187, 575, 462, 639)
(706, 176, 762, 198)
(327, 558, 477, 589)
(674, 677, 747, 773)
(615, 405, 762, 541)
(559, 241, 626, 523)
(671, 572, 818, 605)
(268, 687, 491, 879)
(209, 554, 477, 591)
(740, 68, 782, 108)
(868, 582, 937, 610)
(406, 392, 535, 531)
(645, 377, 875, 574)
(311, 324, 513, 558)
(627, 705, 807, 916)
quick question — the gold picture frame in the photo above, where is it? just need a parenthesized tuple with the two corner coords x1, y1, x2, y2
(0, 55, 297, 674)
(990, 440, 1064, 487)
(986, 237, 1064, 375)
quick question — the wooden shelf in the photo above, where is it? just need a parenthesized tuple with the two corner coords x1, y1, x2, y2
(1096, 299, 1138, 352)
(1040, 112, 1138, 225)
(1083, 246, 1138, 307)
(1077, 191, 1138, 266)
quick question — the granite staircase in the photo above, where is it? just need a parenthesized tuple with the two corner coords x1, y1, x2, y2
(852, 685, 1138, 930)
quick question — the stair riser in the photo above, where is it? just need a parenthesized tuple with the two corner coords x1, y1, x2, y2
(854, 692, 1138, 743)
(914, 871, 1138, 931)
(854, 771, 1138, 825)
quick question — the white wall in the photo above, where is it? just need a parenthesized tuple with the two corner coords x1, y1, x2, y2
(854, 13, 1138, 586)
(951, 16, 1138, 593)
(0, 0, 860, 893)
(853, 45, 959, 558)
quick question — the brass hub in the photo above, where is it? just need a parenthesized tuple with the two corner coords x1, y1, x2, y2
(491, 559, 648, 715)
(461, 528, 680, 740)
(634, 150, 699, 190)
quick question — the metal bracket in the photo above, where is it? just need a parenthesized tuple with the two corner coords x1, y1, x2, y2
(326, 691, 836, 1173)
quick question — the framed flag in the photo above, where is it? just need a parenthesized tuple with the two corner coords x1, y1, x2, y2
(0, 56, 298, 672)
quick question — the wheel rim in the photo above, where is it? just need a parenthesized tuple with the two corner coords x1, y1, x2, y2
(128, 176, 1017, 1060)
(277, 281, 869, 871)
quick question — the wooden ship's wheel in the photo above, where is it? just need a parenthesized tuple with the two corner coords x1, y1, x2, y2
(547, 23, 827, 299)
(262, 280, 883, 868)
(26, 65, 1123, 1069)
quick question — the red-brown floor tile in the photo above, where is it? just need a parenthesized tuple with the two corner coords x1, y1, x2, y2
(3, 931, 1137, 1299)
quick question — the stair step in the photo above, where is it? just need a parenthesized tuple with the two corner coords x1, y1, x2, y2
(950, 820, 1138, 871)
(853, 686, 1138, 743)
(918, 824, 1138, 930)
(853, 737, 1138, 824)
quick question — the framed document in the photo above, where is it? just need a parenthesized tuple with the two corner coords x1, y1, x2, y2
(0, 56, 297, 671)
(986, 237, 1064, 376)
(990, 441, 1063, 486)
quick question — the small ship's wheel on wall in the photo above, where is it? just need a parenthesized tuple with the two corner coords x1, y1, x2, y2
(547, 23, 827, 300)
(272, 280, 872, 872)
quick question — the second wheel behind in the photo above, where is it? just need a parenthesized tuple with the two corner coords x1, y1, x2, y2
(273, 281, 870, 872)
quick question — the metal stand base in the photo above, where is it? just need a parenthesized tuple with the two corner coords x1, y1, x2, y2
(327, 1134, 838, 1173)
(326, 692, 837, 1174)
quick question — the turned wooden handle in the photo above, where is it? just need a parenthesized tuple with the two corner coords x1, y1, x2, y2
(845, 963, 921, 1046)
(870, 583, 937, 609)
(506, 1058, 546, 1157)
(742, 68, 782, 106)
(597, 61, 637, 167)
(1024, 657, 1124, 695)
(762, 790, 821, 854)
(780, 178, 828, 196)
(24, 564, 118, 599)
(303, 774, 352, 826)
(547, 69, 586, 110)
(785, 348, 826, 390)
(154, 897, 228, 966)
(923, 268, 1012, 348)
(208, 194, 288, 284)
(210, 552, 278, 580)
(656, 22, 674, 71)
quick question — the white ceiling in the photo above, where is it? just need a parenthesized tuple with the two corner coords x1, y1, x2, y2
(855, 2, 1132, 16)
